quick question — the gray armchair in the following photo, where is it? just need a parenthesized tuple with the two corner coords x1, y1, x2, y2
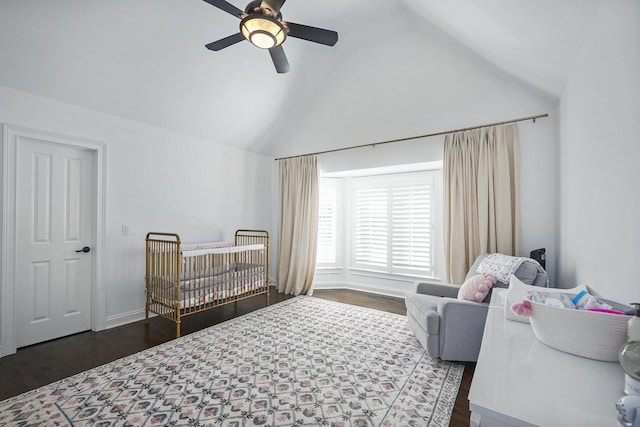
(405, 253, 548, 362)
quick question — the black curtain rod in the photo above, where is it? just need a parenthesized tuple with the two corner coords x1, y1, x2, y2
(274, 113, 549, 161)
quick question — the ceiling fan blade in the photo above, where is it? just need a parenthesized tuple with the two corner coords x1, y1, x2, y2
(269, 45, 290, 73)
(260, 0, 286, 15)
(205, 33, 245, 51)
(202, 0, 244, 18)
(286, 22, 338, 46)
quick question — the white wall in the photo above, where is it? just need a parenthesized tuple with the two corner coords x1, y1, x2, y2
(0, 86, 273, 327)
(558, 0, 640, 302)
(273, 18, 560, 291)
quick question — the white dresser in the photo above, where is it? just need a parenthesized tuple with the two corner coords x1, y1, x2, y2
(468, 289, 626, 426)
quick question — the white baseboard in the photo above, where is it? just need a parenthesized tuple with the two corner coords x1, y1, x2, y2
(345, 282, 408, 298)
(105, 285, 278, 330)
(312, 281, 408, 299)
(105, 309, 148, 329)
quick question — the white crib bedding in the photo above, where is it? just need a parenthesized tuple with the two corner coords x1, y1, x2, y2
(151, 262, 267, 309)
(178, 277, 266, 309)
(181, 243, 264, 258)
(178, 263, 233, 281)
(148, 241, 235, 255)
(179, 241, 234, 252)
(178, 243, 266, 281)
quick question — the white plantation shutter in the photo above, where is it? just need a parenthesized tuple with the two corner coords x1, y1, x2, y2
(391, 179, 432, 273)
(354, 185, 388, 268)
(317, 181, 338, 265)
(352, 172, 435, 275)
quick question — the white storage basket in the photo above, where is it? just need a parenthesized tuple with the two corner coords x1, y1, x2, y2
(527, 294, 632, 362)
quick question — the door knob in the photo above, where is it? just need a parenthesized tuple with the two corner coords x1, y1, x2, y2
(75, 246, 91, 253)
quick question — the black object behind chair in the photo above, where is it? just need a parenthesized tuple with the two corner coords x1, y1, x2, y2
(530, 248, 546, 269)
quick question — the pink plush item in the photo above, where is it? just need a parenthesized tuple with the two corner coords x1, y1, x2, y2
(511, 299, 532, 316)
(457, 273, 495, 302)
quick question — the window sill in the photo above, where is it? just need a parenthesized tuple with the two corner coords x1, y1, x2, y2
(315, 266, 344, 272)
(348, 268, 443, 283)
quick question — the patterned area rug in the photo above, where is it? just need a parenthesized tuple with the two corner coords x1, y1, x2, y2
(0, 296, 463, 426)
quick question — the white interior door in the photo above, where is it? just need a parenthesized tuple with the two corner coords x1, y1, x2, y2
(15, 139, 94, 347)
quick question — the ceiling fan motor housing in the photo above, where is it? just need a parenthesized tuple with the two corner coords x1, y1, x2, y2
(244, 0, 281, 19)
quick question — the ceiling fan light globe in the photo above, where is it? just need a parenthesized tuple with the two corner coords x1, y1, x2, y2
(250, 32, 276, 49)
(240, 15, 286, 49)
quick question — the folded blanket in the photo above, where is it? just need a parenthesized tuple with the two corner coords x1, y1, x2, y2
(476, 253, 538, 283)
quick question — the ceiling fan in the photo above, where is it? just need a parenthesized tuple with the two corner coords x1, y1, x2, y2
(202, 0, 338, 73)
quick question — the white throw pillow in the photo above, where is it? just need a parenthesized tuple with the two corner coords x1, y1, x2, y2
(505, 276, 588, 323)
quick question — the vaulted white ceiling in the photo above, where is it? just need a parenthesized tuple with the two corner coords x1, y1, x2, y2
(0, 0, 603, 154)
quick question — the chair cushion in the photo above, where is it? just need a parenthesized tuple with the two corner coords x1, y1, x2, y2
(511, 261, 539, 285)
(405, 293, 440, 335)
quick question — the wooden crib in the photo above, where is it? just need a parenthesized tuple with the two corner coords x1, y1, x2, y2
(145, 229, 269, 337)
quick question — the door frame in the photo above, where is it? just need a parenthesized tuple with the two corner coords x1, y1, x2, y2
(1, 124, 107, 357)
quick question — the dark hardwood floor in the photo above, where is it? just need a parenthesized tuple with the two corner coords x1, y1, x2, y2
(0, 288, 473, 426)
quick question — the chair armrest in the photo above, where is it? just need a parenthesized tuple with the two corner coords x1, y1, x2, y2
(436, 297, 490, 361)
(414, 281, 460, 298)
(437, 296, 489, 313)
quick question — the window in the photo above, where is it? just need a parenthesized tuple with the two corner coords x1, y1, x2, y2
(351, 171, 436, 276)
(353, 183, 388, 267)
(316, 178, 340, 267)
(317, 166, 441, 279)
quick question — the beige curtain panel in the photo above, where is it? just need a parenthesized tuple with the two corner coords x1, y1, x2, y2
(277, 155, 319, 296)
(444, 124, 521, 284)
